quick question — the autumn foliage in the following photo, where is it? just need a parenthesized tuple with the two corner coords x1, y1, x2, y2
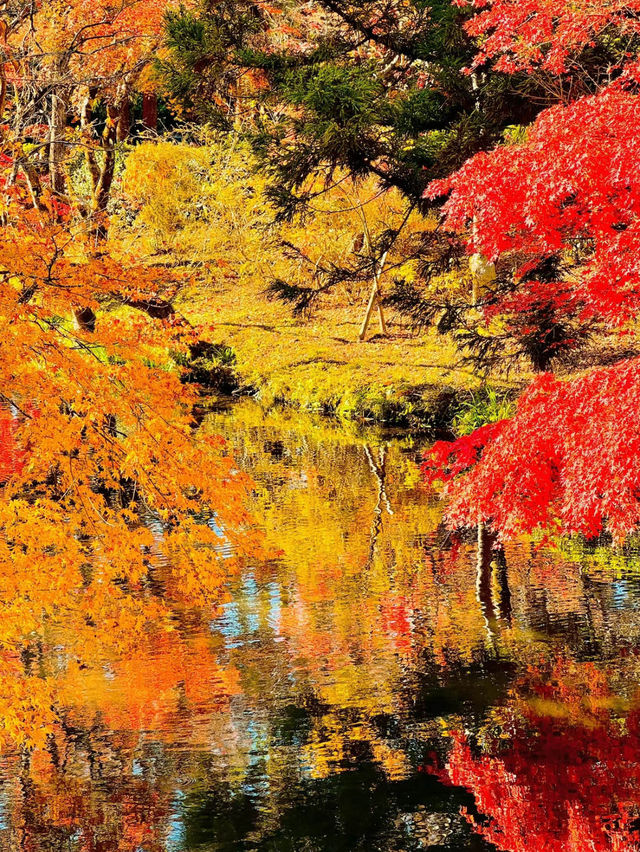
(0, 190, 257, 745)
(460, 0, 640, 74)
(429, 82, 640, 326)
(0, 0, 263, 772)
(424, 0, 640, 540)
(424, 359, 640, 540)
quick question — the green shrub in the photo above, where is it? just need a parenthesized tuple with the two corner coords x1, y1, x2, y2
(453, 386, 515, 436)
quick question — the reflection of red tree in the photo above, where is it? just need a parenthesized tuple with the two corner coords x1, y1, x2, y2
(380, 596, 414, 653)
(436, 660, 640, 851)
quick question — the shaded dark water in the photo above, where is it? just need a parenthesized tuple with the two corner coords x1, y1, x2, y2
(4, 400, 640, 850)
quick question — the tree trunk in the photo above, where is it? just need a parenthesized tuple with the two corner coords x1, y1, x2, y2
(93, 104, 118, 215)
(117, 98, 131, 142)
(49, 62, 67, 197)
(142, 93, 158, 132)
(22, 160, 46, 213)
(469, 215, 495, 306)
(86, 103, 119, 243)
(359, 250, 388, 341)
(80, 90, 100, 188)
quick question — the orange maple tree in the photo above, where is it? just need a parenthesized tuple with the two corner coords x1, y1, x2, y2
(0, 0, 263, 765)
(0, 188, 257, 740)
(1, 0, 182, 230)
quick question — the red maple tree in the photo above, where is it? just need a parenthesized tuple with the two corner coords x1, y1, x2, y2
(424, 0, 640, 541)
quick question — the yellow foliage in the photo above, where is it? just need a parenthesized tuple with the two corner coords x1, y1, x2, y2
(115, 135, 518, 420)
(119, 136, 272, 262)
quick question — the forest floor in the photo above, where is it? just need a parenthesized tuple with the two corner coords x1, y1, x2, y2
(120, 139, 639, 429)
(179, 276, 527, 428)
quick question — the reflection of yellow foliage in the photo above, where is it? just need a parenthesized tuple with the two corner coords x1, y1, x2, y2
(198, 402, 640, 806)
(209, 403, 492, 720)
(303, 716, 410, 782)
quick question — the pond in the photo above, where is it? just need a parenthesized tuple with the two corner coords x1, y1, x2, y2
(3, 399, 640, 851)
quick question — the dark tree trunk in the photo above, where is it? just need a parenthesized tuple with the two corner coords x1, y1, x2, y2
(142, 93, 158, 131)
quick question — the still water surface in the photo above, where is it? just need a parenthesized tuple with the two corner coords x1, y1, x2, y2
(4, 400, 640, 851)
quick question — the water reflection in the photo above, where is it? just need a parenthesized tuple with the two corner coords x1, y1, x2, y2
(3, 400, 640, 849)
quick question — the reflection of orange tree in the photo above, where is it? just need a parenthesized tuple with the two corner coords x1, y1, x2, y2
(0, 624, 240, 850)
(435, 654, 640, 851)
(0, 597, 244, 848)
(0, 185, 258, 722)
(4, 741, 174, 851)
